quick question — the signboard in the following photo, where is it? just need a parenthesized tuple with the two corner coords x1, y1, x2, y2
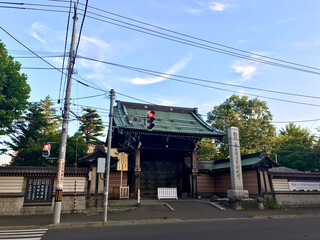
(228, 127, 244, 190)
(289, 180, 320, 191)
(123, 115, 141, 122)
(25, 177, 53, 203)
(117, 152, 128, 171)
(97, 157, 106, 173)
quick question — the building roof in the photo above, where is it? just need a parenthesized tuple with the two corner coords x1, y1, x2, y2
(269, 167, 320, 179)
(78, 145, 118, 167)
(198, 152, 279, 172)
(0, 166, 88, 176)
(113, 101, 225, 139)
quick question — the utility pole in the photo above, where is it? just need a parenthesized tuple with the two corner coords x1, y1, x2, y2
(103, 89, 115, 222)
(53, 3, 77, 224)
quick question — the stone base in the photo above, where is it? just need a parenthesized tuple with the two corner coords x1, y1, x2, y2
(227, 190, 249, 200)
(231, 198, 259, 211)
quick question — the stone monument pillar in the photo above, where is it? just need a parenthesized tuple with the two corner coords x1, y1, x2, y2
(227, 127, 249, 200)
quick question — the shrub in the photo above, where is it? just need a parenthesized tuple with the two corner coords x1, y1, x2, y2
(264, 197, 284, 210)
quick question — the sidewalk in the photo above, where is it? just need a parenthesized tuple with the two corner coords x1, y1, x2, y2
(1, 199, 320, 229)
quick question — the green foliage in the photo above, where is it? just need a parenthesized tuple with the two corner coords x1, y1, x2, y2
(0, 41, 31, 134)
(196, 138, 219, 160)
(207, 95, 276, 158)
(1, 100, 87, 166)
(65, 132, 88, 167)
(264, 197, 284, 210)
(78, 107, 105, 144)
(273, 123, 317, 172)
(38, 95, 61, 134)
(2, 102, 52, 166)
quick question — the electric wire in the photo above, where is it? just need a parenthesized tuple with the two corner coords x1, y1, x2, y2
(58, 0, 72, 108)
(0, 26, 106, 95)
(49, 0, 320, 72)
(83, 13, 320, 76)
(74, 0, 88, 60)
(78, 56, 320, 108)
(3, 2, 320, 76)
(79, 1, 320, 72)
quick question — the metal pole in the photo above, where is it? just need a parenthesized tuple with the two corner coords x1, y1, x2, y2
(103, 89, 115, 222)
(74, 180, 77, 213)
(53, 3, 77, 224)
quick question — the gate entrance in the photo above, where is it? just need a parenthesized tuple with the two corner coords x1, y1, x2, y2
(140, 150, 184, 197)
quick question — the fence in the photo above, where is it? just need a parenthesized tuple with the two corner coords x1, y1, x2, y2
(157, 188, 178, 200)
(120, 186, 129, 199)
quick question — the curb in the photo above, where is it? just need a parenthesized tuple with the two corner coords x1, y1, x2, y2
(251, 213, 320, 219)
(1, 213, 320, 230)
(48, 218, 183, 229)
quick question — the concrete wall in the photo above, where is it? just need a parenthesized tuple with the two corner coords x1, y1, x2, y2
(272, 178, 320, 206)
(0, 195, 87, 216)
(0, 172, 128, 215)
(274, 193, 320, 206)
(0, 176, 87, 216)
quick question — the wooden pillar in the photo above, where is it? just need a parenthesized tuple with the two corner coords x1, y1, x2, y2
(191, 151, 198, 198)
(264, 171, 272, 193)
(98, 173, 104, 194)
(89, 166, 97, 194)
(134, 149, 141, 198)
(259, 170, 266, 194)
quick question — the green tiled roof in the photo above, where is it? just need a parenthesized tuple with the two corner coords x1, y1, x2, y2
(113, 101, 225, 138)
(213, 156, 262, 170)
(198, 152, 278, 171)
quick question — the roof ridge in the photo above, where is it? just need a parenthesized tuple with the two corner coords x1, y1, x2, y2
(190, 111, 224, 134)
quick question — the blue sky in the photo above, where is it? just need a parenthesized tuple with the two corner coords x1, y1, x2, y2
(1, 0, 320, 164)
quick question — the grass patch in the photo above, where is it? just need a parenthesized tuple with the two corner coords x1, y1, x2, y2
(264, 197, 284, 210)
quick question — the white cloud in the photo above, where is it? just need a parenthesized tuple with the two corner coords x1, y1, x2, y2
(185, 7, 203, 15)
(156, 98, 177, 106)
(85, 73, 108, 80)
(231, 62, 257, 80)
(209, 2, 226, 11)
(28, 22, 49, 43)
(237, 40, 246, 44)
(236, 89, 247, 96)
(131, 56, 191, 85)
(76, 35, 112, 80)
(30, 32, 45, 43)
(276, 17, 295, 25)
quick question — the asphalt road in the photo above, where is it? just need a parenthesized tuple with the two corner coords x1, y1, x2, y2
(42, 217, 320, 240)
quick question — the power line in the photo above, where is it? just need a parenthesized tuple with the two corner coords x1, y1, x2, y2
(74, 0, 88, 61)
(78, 9, 320, 76)
(77, 1, 320, 72)
(58, 0, 72, 107)
(115, 91, 156, 105)
(80, 59, 320, 101)
(0, 26, 106, 95)
(271, 119, 320, 124)
(3, 2, 320, 76)
(77, 56, 320, 108)
(12, 55, 65, 58)
(0, 5, 68, 13)
(20, 67, 66, 70)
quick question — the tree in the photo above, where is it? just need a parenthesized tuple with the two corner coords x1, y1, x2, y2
(1, 101, 87, 166)
(273, 123, 316, 171)
(65, 132, 87, 167)
(207, 95, 276, 158)
(2, 102, 49, 166)
(196, 138, 220, 160)
(38, 95, 61, 134)
(0, 41, 31, 134)
(78, 107, 105, 144)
